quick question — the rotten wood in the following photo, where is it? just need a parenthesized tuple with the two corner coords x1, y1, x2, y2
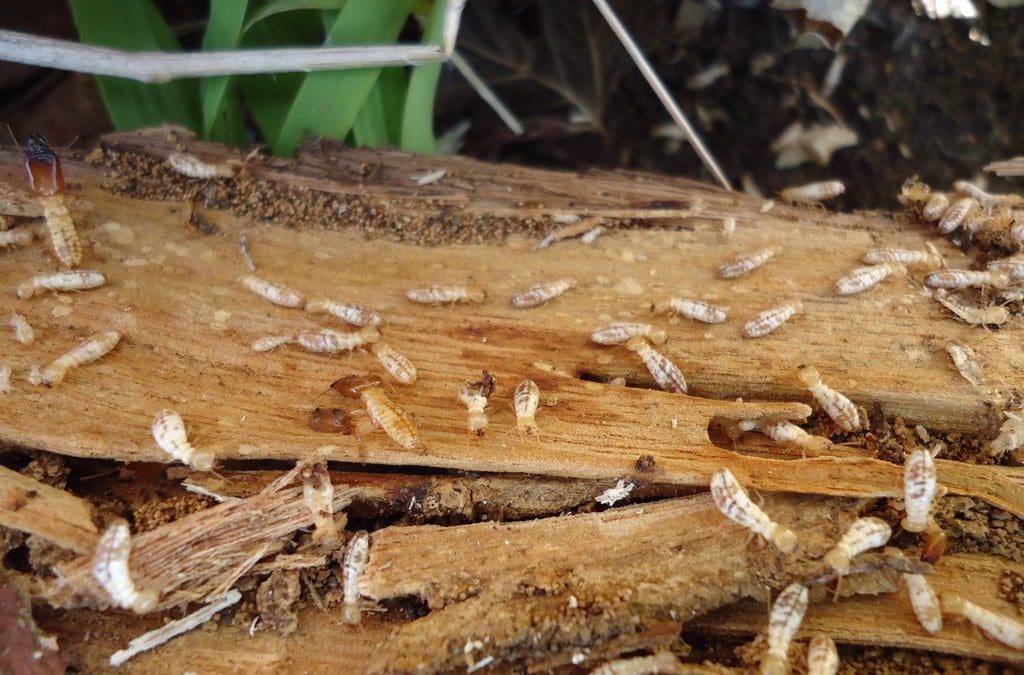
(0, 464, 98, 554)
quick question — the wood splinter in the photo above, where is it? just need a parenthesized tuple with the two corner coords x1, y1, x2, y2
(458, 371, 495, 436)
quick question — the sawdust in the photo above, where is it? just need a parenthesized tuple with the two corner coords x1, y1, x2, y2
(999, 570, 1024, 617)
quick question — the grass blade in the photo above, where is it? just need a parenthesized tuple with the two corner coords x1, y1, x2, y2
(243, 0, 349, 33)
(352, 67, 407, 147)
(201, 0, 250, 144)
(399, 0, 446, 153)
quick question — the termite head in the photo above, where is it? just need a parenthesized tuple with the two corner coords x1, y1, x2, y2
(625, 336, 647, 352)
(940, 592, 967, 615)
(467, 287, 487, 303)
(648, 329, 668, 345)
(921, 525, 948, 565)
(770, 525, 798, 554)
(760, 653, 788, 675)
(132, 589, 160, 614)
(331, 375, 382, 398)
(360, 326, 381, 343)
(898, 177, 930, 207)
(191, 451, 215, 472)
(796, 365, 820, 388)
(24, 133, 64, 196)
(309, 407, 353, 434)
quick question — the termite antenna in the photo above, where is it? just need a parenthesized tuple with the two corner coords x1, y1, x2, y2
(5, 124, 18, 147)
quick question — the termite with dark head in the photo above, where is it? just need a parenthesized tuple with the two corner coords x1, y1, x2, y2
(23, 134, 83, 267)
(458, 370, 496, 435)
(331, 375, 420, 450)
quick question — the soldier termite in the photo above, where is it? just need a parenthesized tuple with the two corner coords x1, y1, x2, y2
(744, 300, 802, 338)
(953, 180, 1024, 208)
(925, 269, 1010, 290)
(23, 134, 83, 267)
(937, 197, 979, 234)
(0, 364, 10, 394)
(797, 366, 861, 432)
(331, 375, 420, 450)
(921, 193, 950, 222)
(834, 264, 903, 295)
(166, 152, 238, 179)
(779, 180, 845, 203)
(989, 408, 1024, 460)
(736, 418, 832, 456)
(0, 228, 32, 249)
(806, 635, 839, 675)
(718, 248, 775, 279)
(152, 409, 215, 471)
(902, 448, 939, 533)
(35, 330, 121, 387)
(652, 297, 728, 323)
(239, 275, 306, 308)
(709, 468, 797, 553)
(406, 285, 486, 305)
(591, 322, 667, 346)
(308, 407, 352, 433)
(252, 334, 293, 352)
(921, 527, 949, 565)
(946, 339, 984, 385)
(9, 313, 34, 344)
(761, 583, 809, 675)
(513, 379, 540, 436)
(941, 594, 1024, 649)
(306, 300, 384, 328)
(931, 290, 1009, 326)
(17, 270, 105, 299)
(294, 326, 380, 354)
(458, 370, 495, 436)
(823, 517, 892, 574)
(342, 531, 369, 624)
(904, 573, 942, 634)
(625, 337, 687, 393)
(91, 521, 159, 614)
(510, 279, 575, 308)
(371, 343, 417, 384)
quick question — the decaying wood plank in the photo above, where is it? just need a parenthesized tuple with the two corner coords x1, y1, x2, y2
(0, 465, 98, 554)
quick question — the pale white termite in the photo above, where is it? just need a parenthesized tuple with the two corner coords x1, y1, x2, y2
(342, 531, 369, 624)
(921, 193, 950, 221)
(806, 635, 839, 675)
(294, 326, 380, 353)
(0, 228, 32, 248)
(904, 573, 942, 634)
(238, 275, 306, 308)
(371, 343, 417, 384)
(580, 225, 606, 245)
(719, 248, 775, 279)
(902, 448, 938, 533)
(511, 279, 575, 308)
(942, 594, 1024, 649)
(761, 583, 809, 675)
(513, 379, 540, 436)
(16, 270, 105, 299)
(989, 409, 1024, 460)
(413, 169, 447, 186)
(406, 285, 486, 304)
(925, 269, 1010, 290)
(987, 257, 1024, 281)
(937, 197, 979, 234)
(536, 220, 593, 249)
(653, 297, 728, 323)
(91, 521, 159, 614)
(166, 151, 237, 179)
(953, 180, 1024, 208)
(591, 322, 667, 346)
(9, 313, 35, 345)
(38, 330, 121, 387)
(1012, 221, 1024, 242)
(932, 290, 1009, 326)
(779, 180, 845, 203)
(736, 418, 832, 455)
(946, 339, 984, 386)
(723, 216, 737, 236)
(251, 334, 293, 352)
(0, 364, 10, 394)
(458, 371, 495, 436)
(589, 651, 684, 675)
(823, 517, 892, 574)
(625, 337, 687, 393)
(306, 299, 384, 327)
(797, 366, 861, 432)
(24, 134, 83, 267)
(744, 300, 802, 338)
(301, 462, 337, 546)
(152, 409, 215, 471)
(834, 263, 902, 295)
(709, 468, 797, 553)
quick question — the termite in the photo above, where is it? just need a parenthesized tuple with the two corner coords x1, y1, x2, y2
(989, 408, 1024, 460)
(301, 461, 337, 546)
(306, 300, 384, 327)
(941, 594, 1024, 649)
(806, 635, 839, 675)
(986, 257, 1024, 281)
(308, 407, 353, 434)
(761, 583, 809, 675)
(925, 269, 1010, 290)
(151, 409, 215, 471)
(797, 366, 861, 432)
(931, 290, 1009, 326)
(897, 178, 932, 208)
(0, 364, 10, 394)
(709, 468, 797, 553)
(23, 134, 82, 267)
(535, 220, 596, 249)
(458, 370, 495, 435)
(371, 343, 417, 384)
(406, 285, 486, 305)
(510, 279, 575, 308)
(0, 228, 32, 249)
(166, 151, 237, 179)
(331, 375, 420, 450)
(904, 573, 942, 634)
(9, 313, 34, 344)
(252, 334, 293, 352)
(596, 479, 634, 506)
(946, 339, 984, 385)
(294, 326, 380, 354)
(591, 652, 683, 675)
(342, 531, 369, 624)
(653, 297, 728, 323)
(834, 264, 902, 295)
(744, 300, 802, 338)
(91, 521, 159, 614)
(902, 448, 938, 533)
(580, 225, 605, 244)
(16, 270, 105, 299)
(718, 248, 775, 279)
(238, 275, 306, 308)
(625, 337, 687, 393)
(921, 193, 950, 222)
(953, 180, 1024, 208)
(736, 418, 832, 456)
(823, 517, 891, 574)
(779, 180, 845, 203)
(921, 526, 949, 565)
(36, 330, 121, 387)
(937, 197, 979, 234)
(513, 379, 540, 436)
(591, 322, 668, 345)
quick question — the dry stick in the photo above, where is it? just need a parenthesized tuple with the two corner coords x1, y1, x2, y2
(449, 51, 524, 136)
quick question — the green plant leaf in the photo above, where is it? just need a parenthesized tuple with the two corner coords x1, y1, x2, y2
(399, 0, 445, 153)
(352, 83, 390, 148)
(243, 0, 348, 33)
(68, 0, 200, 132)
(200, 0, 250, 144)
(352, 68, 407, 147)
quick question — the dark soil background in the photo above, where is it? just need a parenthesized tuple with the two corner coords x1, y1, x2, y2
(3, 0, 1023, 210)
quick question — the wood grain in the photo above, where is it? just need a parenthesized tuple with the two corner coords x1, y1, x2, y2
(0, 465, 98, 554)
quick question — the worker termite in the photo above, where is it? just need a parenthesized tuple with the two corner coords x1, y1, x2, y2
(342, 531, 369, 624)
(946, 339, 984, 386)
(308, 407, 353, 434)
(580, 225, 605, 244)
(0, 364, 10, 394)
(331, 375, 420, 450)
(718, 248, 775, 279)
(953, 180, 1024, 208)
(761, 583, 809, 675)
(590, 652, 684, 675)
(595, 479, 634, 506)
(252, 334, 293, 352)
(834, 263, 902, 295)
(806, 635, 839, 675)
(797, 366, 861, 432)
(823, 517, 892, 574)
(36, 330, 121, 387)
(91, 521, 159, 614)
(306, 300, 384, 327)
(921, 193, 950, 222)
(709, 468, 797, 553)
(406, 285, 486, 305)
(989, 408, 1024, 460)
(591, 322, 668, 345)
(458, 370, 496, 435)
(941, 594, 1024, 649)
(166, 151, 238, 179)
(0, 228, 32, 249)
(736, 418, 832, 456)
(238, 275, 306, 308)
(152, 409, 215, 471)
(986, 257, 1024, 281)
(936, 197, 979, 234)
(931, 290, 1009, 326)
(510, 279, 575, 308)
(9, 313, 35, 344)
(16, 270, 105, 299)
(744, 300, 802, 338)
(513, 379, 540, 436)
(23, 134, 82, 267)
(371, 343, 417, 384)
(653, 297, 728, 323)
(294, 326, 380, 354)
(301, 461, 337, 546)
(904, 573, 942, 634)
(779, 180, 845, 203)
(536, 220, 596, 249)
(925, 269, 1010, 290)
(625, 337, 687, 393)
(902, 448, 939, 533)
